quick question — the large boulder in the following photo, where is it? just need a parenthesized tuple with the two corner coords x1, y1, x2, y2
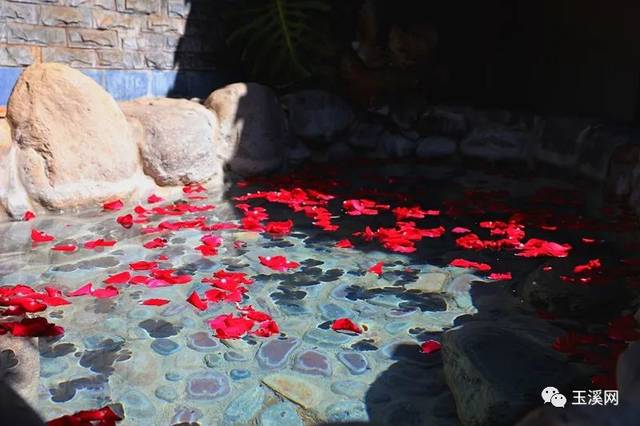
(203, 83, 286, 176)
(120, 98, 222, 186)
(7, 63, 143, 210)
(281, 90, 354, 142)
(442, 319, 586, 426)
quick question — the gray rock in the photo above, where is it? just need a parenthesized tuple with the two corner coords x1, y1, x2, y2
(155, 385, 178, 402)
(416, 107, 468, 138)
(380, 132, 415, 158)
(120, 98, 222, 186)
(460, 127, 534, 161)
(303, 328, 352, 347)
(442, 320, 585, 426)
(416, 136, 457, 158)
(282, 90, 354, 142)
(518, 263, 630, 320)
(327, 142, 356, 161)
(204, 83, 287, 176)
(348, 121, 384, 149)
(330, 380, 368, 397)
(617, 341, 640, 403)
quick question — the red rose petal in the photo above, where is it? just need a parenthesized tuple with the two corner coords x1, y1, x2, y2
(129, 261, 158, 271)
(141, 298, 170, 306)
(103, 199, 124, 211)
(420, 340, 442, 354)
(336, 239, 354, 248)
(68, 282, 93, 297)
(31, 229, 55, 243)
(104, 271, 131, 285)
(147, 194, 164, 204)
(116, 214, 133, 229)
(331, 318, 363, 334)
(51, 244, 77, 252)
(368, 261, 384, 276)
(187, 291, 208, 311)
(92, 286, 119, 299)
(23, 211, 36, 221)
(449, 258, 492, 271)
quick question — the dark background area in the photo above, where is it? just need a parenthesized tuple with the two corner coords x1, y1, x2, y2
(182, 0, 640, 123)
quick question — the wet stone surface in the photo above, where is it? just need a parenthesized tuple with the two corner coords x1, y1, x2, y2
(2, 159, 636, 425)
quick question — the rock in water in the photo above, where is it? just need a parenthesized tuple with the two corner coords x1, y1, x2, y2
(442, 320, 585, 426)
(204, 83, 286, 176)
(7, 63, 143, 210)
(282, 90, 354, 142)
(120, 98, 222, 186)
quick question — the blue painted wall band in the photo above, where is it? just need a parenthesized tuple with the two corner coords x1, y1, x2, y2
(0, 67, 234, 106)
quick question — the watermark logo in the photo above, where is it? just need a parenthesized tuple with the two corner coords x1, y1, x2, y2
(541, 387, 566, 408)
(541, 387, 619, 407)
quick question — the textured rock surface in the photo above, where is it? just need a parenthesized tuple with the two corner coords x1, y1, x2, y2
(261, 373, 321, 410)
(121, 98, 221, 186)
(6, 63, 143, 210)
(204, 83, 286, 176)
(442, 320, 584, 426)
(282, 90, 353, 142)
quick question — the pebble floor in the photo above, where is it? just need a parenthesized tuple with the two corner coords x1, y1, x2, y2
(0, 159, 636, 425)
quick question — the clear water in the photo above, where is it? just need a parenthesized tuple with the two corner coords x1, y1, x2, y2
(0, 159, 636, 425)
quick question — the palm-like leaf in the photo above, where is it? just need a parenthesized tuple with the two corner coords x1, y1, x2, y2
(227, 0, 331, 83)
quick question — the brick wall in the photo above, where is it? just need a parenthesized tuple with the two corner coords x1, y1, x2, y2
(0, 0, 232, 104)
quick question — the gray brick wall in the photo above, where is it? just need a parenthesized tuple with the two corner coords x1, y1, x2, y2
(0, 0, 223, 70)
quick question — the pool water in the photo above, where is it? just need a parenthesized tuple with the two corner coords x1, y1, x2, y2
(0, 159, 637, 425)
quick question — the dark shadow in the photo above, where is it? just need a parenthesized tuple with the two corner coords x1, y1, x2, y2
(168, 0, 244, 99)
(0, 380, 44, 426)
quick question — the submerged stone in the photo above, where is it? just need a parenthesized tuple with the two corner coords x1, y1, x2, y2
(303, 328, 351, 347)
(319, 303, 349, 321)
(337, 352, 368, 375)
(223, 386, 265, 424)
(155, 385, 178, 402)
(261, 373, 321, 409)
(259, 401, 303, 426)
(187, 331, 220, 352)
(186, 372, 230, 400)
(151, 339, 180, 356)
(139, 319, 181, 338)
(326, 400, 368, 423)
(292, 349, 332, 376)
(120, 389, 156, 419)
(230, 369, 251, 380)
(256, 337, 300, 369)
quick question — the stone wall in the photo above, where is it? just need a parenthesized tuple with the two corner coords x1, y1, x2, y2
(0, 0, 232, 103)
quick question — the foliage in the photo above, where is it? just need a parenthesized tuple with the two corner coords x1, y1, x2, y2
(226, 0, 333, 85)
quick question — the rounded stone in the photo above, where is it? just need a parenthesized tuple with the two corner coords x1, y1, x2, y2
(292, 350, 332, 376)
(223, 386, 265, 424)
(259, 401, 303, 426)
(82, 334, 124, 351)
(319, 303, 349, 321)
(186, 331, 220, 352)
(186, 372, 230, 400)
(230, 369, 251, 381)
(224, 351, 248, 362)
(256, 337, 300, 369)
(165, 372, 182, 382)
(337, 352, 368, 375)
(120, 389, 156, 419)
(204, 353, 222, 368)
(303, 328, 351, 347)
(326, 400, 368, 423)
(155, 385, 178, 402)
(151, 339, 181, 356)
